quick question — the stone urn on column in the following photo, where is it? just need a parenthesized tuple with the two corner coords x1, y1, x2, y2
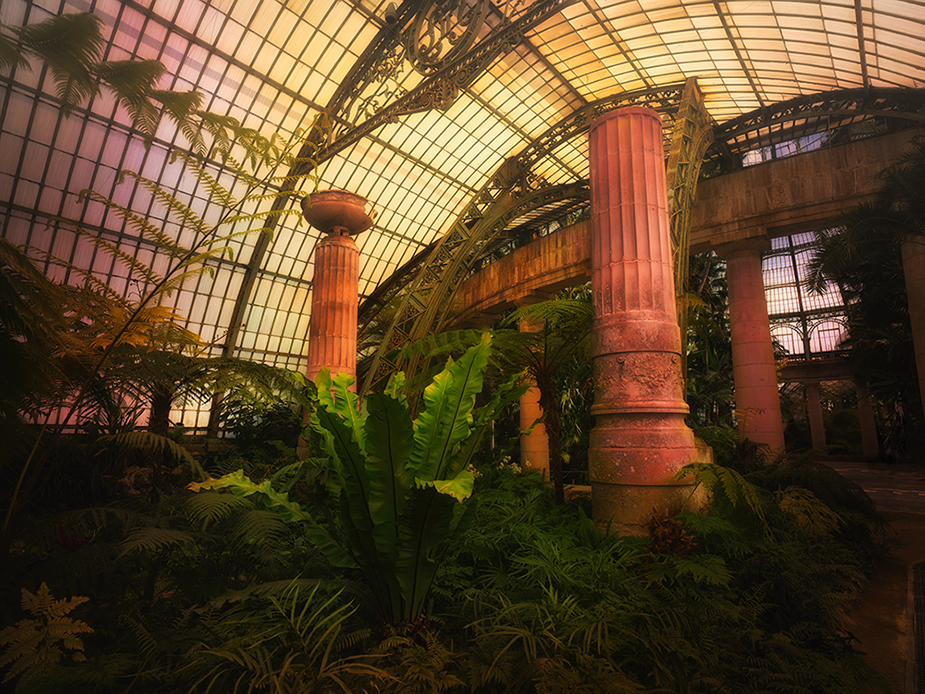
(587, 107, 706, 535)
(300, 190, 373, 387)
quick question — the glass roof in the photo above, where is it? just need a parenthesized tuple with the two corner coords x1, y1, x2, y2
(2, 0, 925, 426)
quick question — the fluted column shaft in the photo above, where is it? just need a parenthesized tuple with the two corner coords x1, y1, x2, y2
(518, 315, 550, 478)
(720, 239, 786, 451)
(305, 233, 359, 385)
(587, 107, 702, 534)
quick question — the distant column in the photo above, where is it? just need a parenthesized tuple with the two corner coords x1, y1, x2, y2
(855, 382, 880, 458)
(902, 236, 925, 426)
(805, 383, 826, 449)
(301, 190, 373, 387)
(719, 238, 786, 452)
(587, 107, 703, 535)
(518, 315, 550, 479)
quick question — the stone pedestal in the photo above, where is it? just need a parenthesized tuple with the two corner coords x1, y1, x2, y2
(587, 107, 703, 535)
(301, 190, 373, 387)
(719, 238, 786, 453)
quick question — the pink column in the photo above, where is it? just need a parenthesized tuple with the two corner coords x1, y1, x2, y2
(305, 234, 360, 384)
(587, 107, 703, 534)
(301, 190, 373, 387)
(719, 239, 786, 452)
(518, 315, 550, 479)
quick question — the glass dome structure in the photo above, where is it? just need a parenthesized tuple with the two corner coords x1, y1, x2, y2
(2, 0, 925, 429)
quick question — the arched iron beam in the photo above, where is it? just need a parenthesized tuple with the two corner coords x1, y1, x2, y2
(706, 87, 925, 171)
(317, 0, 578, 164)
(359, 84, 692, 394)
(220, 0, 574, 362)
(219, 2, 420, 361)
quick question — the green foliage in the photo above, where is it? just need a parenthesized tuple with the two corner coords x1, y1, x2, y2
(191, 334, 527, 623)
(0, 583, 93, 692)
(183, 583, 391, 694)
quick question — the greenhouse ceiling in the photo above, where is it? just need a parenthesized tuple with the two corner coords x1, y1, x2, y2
(2, 0, 925, 415)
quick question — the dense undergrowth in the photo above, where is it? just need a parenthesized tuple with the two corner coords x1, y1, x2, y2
(1, 419, 892, 694)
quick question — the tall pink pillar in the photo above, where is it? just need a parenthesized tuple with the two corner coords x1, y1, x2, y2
(587, 107, 703, 534)
(719, 239, 786, 452)
(301, 191, 373, 386)
(518, 316, 550, 479)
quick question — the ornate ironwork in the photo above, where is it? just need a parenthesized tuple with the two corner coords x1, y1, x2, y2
(360, 85, 689, 395)
(404, 0, 492, 75)
(664, 78, 714, 380)
(321, 0, 575, 161)
(705, 87, 925, 171)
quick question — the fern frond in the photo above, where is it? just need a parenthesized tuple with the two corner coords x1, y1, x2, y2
(153, 89, 206, 153)
(0, 32, 29, 71)
(775, 486, 843, 535)
(242, 190, 306, 205)
(211, 152, 265, 187)
(169, 149, 240, 209)
(69, 212, 166, 285)
(78, 189, 188, 259)
(222, 208, 305, 226)
(206, 226, 273, 250)
(154, 266, 218, 299)
(118, 527, 197, 557)
(115, 170, 212, 241)
(12, 14, 103, 114)
(230, 509, 290, 546)
(93, 59, 165, 145)
(30, 245, 129, 306)
(187, 490, 253, 528)
(98, 431, 206, 480)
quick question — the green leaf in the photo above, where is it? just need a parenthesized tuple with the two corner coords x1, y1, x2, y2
(409, 332, 492, 482)
(365, 392, 414, 558)
(422, 468, 475, 502)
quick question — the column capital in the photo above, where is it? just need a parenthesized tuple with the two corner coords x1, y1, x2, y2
(713, 235, 771, 260)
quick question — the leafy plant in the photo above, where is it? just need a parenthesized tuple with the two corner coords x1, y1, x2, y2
(192, 334, 527, 623)
(184, 582, 390, 694)
(0, 583, 93, 692)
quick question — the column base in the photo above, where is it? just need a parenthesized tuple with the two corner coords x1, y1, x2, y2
(589, 415, 712, 535)
(591, 480, 706, 536)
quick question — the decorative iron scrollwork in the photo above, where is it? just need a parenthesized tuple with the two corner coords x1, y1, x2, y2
(404, 0, 490, 75)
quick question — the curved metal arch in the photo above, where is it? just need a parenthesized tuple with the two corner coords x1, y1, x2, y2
(706, 87, 925, 171)
(359, 83, 697, 394)
(221, 0, 576, 363)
